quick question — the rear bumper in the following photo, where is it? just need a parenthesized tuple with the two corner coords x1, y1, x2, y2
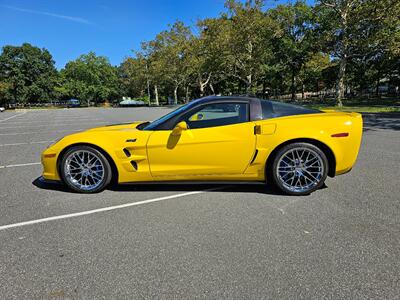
(335, 167, 353, 176)
(333, 112, 363, 176)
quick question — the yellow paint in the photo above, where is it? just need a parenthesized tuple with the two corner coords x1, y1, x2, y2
(41, 112, 362, 183)
(261, 123, 276, 135)
(147, 122, 256, 177)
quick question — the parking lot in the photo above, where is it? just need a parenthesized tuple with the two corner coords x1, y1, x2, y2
(0, 107, 399, 299)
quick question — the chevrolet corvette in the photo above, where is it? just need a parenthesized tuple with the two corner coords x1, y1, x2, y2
(41, 96, 363, 195)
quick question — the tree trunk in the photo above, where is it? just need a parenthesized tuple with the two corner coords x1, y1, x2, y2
(147, 79, 151, 104)
(199, 73, 211, 97)
(335, 3, 350, 108)
(209, 83, 215, 95)
(174, 86, 178, 105)
(291, 69, 296, 101)
(262, 80, 266, 98)
(375, 76, 380, 97)
(154, 84, 159, 106)
(145, 62, 151, 104)
(336, 56, 346, 107)
(246, 74, 252, 94)
(185, 86, 190, 103)
(199, 82, 205, 97)
(301, 83, 305, 100)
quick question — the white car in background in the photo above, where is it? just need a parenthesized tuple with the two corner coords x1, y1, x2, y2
(0, 107, 5, 112)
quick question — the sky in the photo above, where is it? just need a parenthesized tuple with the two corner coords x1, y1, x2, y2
(0, 0, 294, 69)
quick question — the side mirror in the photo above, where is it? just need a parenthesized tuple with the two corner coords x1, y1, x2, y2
(171, 121, 188, 136)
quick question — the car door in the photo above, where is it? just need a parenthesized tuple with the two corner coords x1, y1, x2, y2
(146, 102, 256, 177)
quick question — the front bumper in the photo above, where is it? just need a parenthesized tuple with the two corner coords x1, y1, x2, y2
(41, 148, 61, 181)
(38, 176, 60, 184)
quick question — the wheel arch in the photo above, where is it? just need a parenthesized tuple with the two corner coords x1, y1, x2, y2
(57, 142, 119, 184)
(265, 138, 336, 179)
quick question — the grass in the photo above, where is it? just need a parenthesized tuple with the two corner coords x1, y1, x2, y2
(305, 105, 400, 113)
(301, 97, 400, 113)
(12, 104, 400, 113)
(7, 97, 400, 113)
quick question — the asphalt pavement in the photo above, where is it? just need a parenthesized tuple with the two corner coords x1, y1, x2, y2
(0, 107, 399, 299)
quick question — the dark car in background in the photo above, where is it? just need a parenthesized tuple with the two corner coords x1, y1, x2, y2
(66, 99, 80, 108)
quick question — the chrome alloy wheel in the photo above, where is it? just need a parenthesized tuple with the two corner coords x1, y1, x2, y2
(276, 147, 324, 193)
(64, 150, 105, 191)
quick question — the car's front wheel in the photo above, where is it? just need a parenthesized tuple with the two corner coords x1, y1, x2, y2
(60, 145, 112, 193)
(270, 142, 328, 195)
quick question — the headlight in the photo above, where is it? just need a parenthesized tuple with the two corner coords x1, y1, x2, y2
(47, 137, 63, 149)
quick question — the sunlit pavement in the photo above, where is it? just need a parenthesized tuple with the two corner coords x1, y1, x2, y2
(0, 108, 399, 298)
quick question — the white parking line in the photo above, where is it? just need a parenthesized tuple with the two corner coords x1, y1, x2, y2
(2, 119, 102, 125)
(0, 187, 223, 231)
(0, 129, 82, 136)
(0, 162, 41, 169)
(0, 111, 27, 122)
(0, 140, 53, 147)
(0, 121, 108, 130)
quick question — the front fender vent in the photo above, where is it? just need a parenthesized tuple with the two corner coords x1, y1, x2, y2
(123, 148, 131, 157)
(130, 161, 138, 171)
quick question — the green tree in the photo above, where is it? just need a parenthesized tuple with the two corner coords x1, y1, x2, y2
(299, 52, 331, 96)
(0, 81, 11, 106)
(221, 0, 273, 93)
(118, 57, 148, 99)
(61, 52, 118, 105)
(148, 21, 193, 104)
(0, 43, 58, 104)
(268, 1, 316, 100)
(194, 17, 232, 96)
(29, 0, 396, 106)
(140, 41, 166, 105)
(316, 0, 400, 105)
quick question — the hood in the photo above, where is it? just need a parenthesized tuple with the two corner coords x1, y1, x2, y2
(85, 121, 146, 132)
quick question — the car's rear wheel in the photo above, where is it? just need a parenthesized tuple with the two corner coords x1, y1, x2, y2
(60, 145, 112, 193)
(271, 143, 328, 195)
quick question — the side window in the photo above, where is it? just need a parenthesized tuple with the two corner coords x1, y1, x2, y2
(261, 101, 275, 119)
(261, 100, 319, 119)
(184, 103, 248, 129)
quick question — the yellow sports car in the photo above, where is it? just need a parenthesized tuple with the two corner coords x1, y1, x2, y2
(41, 96, 363, 195)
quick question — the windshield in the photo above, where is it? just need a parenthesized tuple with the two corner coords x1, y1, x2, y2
(141, 103, 192, 130)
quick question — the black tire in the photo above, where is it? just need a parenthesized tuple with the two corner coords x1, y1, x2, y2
(60, 145, 112, 193)
(269, 142, 328, 196)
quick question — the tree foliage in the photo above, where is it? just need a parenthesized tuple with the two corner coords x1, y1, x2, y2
(268, 1, 316, 100)
(61, 52, 119, 105)
(124, 0, 399, 104)
(0, 0, 399, 106)
(316, 0, 400, 105)
(0, 43, 57, 105)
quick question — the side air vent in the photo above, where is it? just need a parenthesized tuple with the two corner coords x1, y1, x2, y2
(250, 149, 258, 164)
(130, 161, 138, 171)
(123, 148, 131, 157)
